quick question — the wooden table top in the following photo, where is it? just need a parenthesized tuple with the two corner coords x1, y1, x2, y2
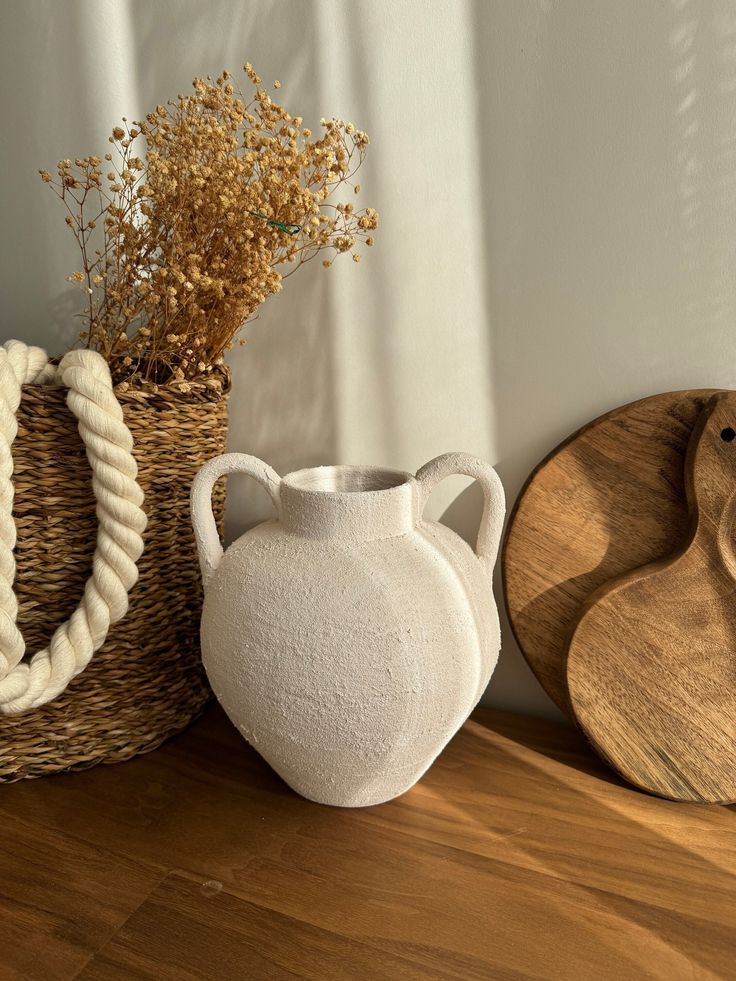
(1, 705, 734, 981)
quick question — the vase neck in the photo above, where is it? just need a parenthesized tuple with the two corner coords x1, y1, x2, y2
(279, 466, 417, 541)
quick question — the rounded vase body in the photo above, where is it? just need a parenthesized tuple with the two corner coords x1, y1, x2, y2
(192, 454, 505, 807)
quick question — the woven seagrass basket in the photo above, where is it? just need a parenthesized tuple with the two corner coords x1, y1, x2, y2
(0, 369, 230, 781)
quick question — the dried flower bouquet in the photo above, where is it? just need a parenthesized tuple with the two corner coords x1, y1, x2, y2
(40, 63, 377, 389)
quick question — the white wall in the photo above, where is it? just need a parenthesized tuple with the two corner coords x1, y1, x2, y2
(3, 0, 735, 719)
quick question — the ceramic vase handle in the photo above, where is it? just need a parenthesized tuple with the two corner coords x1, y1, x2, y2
(191, 452, 281, 588)
(415, 452, 506, 575)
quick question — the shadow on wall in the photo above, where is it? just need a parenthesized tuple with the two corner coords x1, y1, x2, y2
(465, 0, 736, 719)
(130, 0, 341, 537)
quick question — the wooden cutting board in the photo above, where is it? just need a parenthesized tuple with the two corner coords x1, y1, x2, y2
(502, 389, 723, 717)
(566, 392, 736, 803)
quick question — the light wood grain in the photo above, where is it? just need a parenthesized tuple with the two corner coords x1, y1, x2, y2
(567, 392, 736, 803)
(0, 707, 734, 980)
(503, 389, 721, 715)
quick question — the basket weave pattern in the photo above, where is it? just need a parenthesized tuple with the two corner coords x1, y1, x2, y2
(0, 375, 229, 781)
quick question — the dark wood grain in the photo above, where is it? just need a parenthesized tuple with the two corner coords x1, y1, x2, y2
(76, 872, 449, 981)
(0, 814, 162, 981)
(567, 392, 736, 803)
(0, 707, 734, 980)
(503, 389, 721, 715)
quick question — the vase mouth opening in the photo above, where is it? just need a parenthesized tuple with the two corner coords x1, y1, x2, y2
(282, 465, 414, 496)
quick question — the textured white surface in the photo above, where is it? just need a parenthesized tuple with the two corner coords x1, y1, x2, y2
(192, 452, 505, 806)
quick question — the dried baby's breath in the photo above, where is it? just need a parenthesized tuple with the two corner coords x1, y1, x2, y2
(40, 65, 378, 385)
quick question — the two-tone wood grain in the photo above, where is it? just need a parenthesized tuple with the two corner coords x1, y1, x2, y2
(2, 706, 735, 979)
(503, 389, 721, 715)
(567, 392, 736, 803)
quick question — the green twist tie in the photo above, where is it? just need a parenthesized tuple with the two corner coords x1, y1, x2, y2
(249, 211, 302, 235)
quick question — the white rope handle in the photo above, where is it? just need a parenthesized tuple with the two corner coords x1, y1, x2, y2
(0, 340, 146, 715)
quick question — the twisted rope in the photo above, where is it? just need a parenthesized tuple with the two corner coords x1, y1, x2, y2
(0, 340, 146, 715)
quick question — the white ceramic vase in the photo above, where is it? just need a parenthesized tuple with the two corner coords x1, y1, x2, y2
(190, 452, 505, 807)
